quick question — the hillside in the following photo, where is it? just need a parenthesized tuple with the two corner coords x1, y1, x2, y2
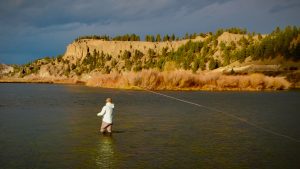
(1, 26, 300, 90)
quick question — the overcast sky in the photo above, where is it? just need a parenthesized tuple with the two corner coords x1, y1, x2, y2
(0, 0, 299, 64)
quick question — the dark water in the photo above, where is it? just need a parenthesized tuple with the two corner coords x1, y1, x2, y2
(0, 83, 300, 169)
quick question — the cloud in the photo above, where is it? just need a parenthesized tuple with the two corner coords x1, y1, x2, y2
(269, 1, 300, 13)
(0, 0, 233, 28)
(0, 0, 299, 64)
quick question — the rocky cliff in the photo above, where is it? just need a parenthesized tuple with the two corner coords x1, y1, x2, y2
(0, 64, 13, 75)
(63, 37, 205, 64)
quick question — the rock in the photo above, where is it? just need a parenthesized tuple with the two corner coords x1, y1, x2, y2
(215, 64, 282, 74)
(0, 64, 14, 75)
(63, 39, 192, 64)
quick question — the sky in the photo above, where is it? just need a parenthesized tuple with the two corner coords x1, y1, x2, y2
(0, 0, 299, 64)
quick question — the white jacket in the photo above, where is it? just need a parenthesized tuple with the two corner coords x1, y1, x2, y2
(97, 102, 114, 124)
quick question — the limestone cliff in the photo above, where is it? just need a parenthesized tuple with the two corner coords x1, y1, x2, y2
(63, 38, 196, 64)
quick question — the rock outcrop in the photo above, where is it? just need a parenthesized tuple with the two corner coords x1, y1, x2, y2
(0, 64, 13, 75)
(63, 39, 191, 64)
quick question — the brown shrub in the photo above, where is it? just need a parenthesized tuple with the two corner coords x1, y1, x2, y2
(84, 70, 290, 90)
(238, 76, 251, 89)
(217, 76, 239, 88)
(249, 73, 265, 89)
(264, 76, 290, 90)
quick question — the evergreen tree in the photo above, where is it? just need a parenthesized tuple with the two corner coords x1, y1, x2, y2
(163, 34, 170, 41)
(156, 34, 161, 42)
(171, 34, 175, 41)
(185, 32, 189, 39)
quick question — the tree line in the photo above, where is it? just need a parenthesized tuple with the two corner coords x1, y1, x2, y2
(74, 27, 249, 42)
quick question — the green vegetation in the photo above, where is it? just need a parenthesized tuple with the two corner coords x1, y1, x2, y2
(75, 35, 110, 41)
(112, 34, 140, 41)
(156, 34, 161, 42)
(137, 26, 299, 72)
(10, 54, 71, 77)
(145, 35, 155, 42)
(79, 49, 112, 74)
(224, 27, 247, 34)
(75, 34, 140, 42)
(74, 27, 250, 43)
(226, 26, 300, 63)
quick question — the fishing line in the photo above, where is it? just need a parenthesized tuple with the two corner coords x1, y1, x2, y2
(140, 87, 300, 143)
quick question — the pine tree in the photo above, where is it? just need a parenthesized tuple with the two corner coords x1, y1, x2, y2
(156, 34, 161, 42)
(171, 34, 175, 41)
(163, 34, 170, 41)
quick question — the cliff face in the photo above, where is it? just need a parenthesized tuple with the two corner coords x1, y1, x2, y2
(62, 33, 261, 66)
(63, 38, 205, 64)
(0, 64, 13, 75)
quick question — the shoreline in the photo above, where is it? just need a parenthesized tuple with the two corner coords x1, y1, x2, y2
(0, 77, 295, 91)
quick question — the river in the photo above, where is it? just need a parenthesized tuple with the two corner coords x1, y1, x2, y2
(0, 83, 299, 169)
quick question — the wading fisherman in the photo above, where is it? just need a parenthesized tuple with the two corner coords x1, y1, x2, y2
(97, 98, 115, 135)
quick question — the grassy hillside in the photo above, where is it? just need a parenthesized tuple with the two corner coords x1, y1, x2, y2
(73, 26, 300, 74)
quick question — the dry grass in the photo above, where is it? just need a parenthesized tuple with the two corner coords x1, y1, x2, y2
(0, 69, 290, 90)
(85, 70, 291, 90)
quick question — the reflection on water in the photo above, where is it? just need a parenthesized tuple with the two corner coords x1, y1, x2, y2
(96, 136, 115, 168)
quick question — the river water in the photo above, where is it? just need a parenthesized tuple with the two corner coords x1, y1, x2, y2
(0, 83, 300, 169)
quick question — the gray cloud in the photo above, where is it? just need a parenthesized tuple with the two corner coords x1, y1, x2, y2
(269, 1, 300, 13)
(0, 0, 299, 64)
(0, 0, 233, 28)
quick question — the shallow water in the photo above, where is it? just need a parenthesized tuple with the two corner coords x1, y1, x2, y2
(0, 83, 300, 169)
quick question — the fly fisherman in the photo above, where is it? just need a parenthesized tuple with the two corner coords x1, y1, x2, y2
(97, 98, 115, 135)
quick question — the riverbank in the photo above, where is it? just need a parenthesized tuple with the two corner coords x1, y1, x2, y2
(0, 70, 291, 91)
(0, 77, 78, 84)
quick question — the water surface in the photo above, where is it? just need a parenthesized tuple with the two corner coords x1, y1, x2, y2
(0, 83, 300, 169)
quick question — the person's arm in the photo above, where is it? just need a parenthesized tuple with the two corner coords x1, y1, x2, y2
(97, 106, 106, 116)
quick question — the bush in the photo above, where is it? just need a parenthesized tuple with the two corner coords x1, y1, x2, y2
(85, 70, 290, 90)
(209, 58, 219, 70)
